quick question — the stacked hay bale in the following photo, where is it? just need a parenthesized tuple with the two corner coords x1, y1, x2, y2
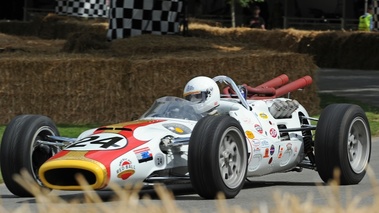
(0, 18, 318, 124)
(0, 52, 317, 124)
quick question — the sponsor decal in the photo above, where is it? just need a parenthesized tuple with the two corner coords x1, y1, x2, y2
(163, 123, 192, 135)
(253, 147, 261, 154)
(252, 139, 260, 147)
(263, 148, 270, 158)
(286, 143, 292, 150)
(175, 127, 184, 134)
(116, 159, 135, 180)
(278, 147, 284, 159)
(254, 124, 263, 134)
(155, 153, 165, 167)
(294, 146, 298, 153)
(261, 140, 270, 148)
(259, 113, 268, 119)
(134, 147, 153, 163)
(67, 133, 127, 151)
(246, 131, 255, 139)
(270, 128, 277, 138)
(270, 145, 275, 155)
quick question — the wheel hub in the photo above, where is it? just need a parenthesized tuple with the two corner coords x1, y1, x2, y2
(347, 117, 369, 174)
(348, 135, 359, 161)
(218, 127, 247, 189)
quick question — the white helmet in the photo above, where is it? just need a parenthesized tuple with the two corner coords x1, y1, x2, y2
(183, 76, 220, 114)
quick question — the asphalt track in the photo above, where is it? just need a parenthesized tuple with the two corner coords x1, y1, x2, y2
(1, 68, 379, 212)
(317, 68, 379, 107)
(1, 139, 379, 212)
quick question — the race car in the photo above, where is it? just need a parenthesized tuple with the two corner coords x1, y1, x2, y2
(0, 75, 371, 199)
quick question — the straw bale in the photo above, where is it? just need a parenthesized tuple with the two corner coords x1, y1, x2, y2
(0, 19, 322, 124)
(298, 31, 379, 69)
(0, 57, 131, 124)
(0, 14, 107, 39)
(125, 52, 318, 122)
(0, 52, 317, 124)
(188, 23, 307, 52)
(62, 31, 110, 53)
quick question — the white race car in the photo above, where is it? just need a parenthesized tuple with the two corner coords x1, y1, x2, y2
(0, 75, 371, 199)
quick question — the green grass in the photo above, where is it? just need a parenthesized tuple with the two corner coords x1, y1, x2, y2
(0, 124, 99, 141)
(57, 124, 99, 138)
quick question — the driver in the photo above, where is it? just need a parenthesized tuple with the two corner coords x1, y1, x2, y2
(183, 76, 220, 115)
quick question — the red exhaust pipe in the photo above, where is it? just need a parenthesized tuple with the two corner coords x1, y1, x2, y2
(256, 74, 289, 89)
(275, 76, 313, 97)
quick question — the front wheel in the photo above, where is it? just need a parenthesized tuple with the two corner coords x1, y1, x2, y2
(0, 115, 59, 197)
(315, 104, 371, 184)
(188, 115, 248, 199)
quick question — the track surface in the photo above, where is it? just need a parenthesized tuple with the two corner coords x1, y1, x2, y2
(1, 138, 378, 212)
(317, 68, 379, 107)
(1, 68, 379, 212)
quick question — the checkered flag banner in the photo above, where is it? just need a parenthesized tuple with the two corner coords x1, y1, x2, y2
(374, 0, 379, 30)
(107, 0, 183, 40)
(55, 0, 109, 18)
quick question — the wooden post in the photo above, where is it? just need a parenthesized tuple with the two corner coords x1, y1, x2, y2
(283, 0, 288, 29)
(23, 0, 28, 21)
(231, 0, 236, 28)
(341, 0, 346, 30)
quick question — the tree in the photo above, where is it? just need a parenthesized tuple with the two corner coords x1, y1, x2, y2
(229, 0, 264, 27)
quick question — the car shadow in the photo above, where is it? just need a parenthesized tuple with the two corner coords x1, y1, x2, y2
(10, 179, 326, 204)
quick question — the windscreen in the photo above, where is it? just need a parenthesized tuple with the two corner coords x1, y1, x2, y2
(140, 96, 202, 121)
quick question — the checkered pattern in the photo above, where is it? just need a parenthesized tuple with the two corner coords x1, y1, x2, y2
(107, 0, 183, 40)
(374, 0, 379, 30)
(55, 0, 108, 18)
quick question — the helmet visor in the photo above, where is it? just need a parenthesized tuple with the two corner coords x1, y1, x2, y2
(184, 91, 207, 103)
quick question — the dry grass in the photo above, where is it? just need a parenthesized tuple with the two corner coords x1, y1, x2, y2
(3, 167, 379, 213)
(0, 33, 64, 54)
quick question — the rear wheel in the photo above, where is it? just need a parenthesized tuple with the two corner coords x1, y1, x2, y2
(0, 115, 59, 197)
(315, 104, 371, 184)
(188, 115, 247, 199)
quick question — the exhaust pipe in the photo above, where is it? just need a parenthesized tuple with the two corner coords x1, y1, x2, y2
(255, 74, 289, 89)
(275, 76, 313, 97)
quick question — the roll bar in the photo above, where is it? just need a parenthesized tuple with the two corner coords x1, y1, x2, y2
(213, 75, 250, 110)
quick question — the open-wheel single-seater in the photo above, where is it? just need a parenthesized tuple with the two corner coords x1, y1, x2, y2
(1, 74, 371, 199)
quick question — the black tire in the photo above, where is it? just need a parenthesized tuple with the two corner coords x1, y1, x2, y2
(188, 115, 247, 199)
(0, 115, 59, 197)
(315, 104, 371, 184)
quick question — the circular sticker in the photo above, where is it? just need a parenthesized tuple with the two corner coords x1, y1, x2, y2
(270, 128, 277, 138)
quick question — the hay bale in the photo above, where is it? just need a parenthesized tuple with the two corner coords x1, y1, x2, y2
(188, 23, 313, 52)
(0, 52, 317, 124)
(62, 31, 110, 53)
(298, 31, 379, 70)
(0, 20, 321, 124)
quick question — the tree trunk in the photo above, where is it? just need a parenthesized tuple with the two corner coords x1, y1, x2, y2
(231, 0, 236, 27)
